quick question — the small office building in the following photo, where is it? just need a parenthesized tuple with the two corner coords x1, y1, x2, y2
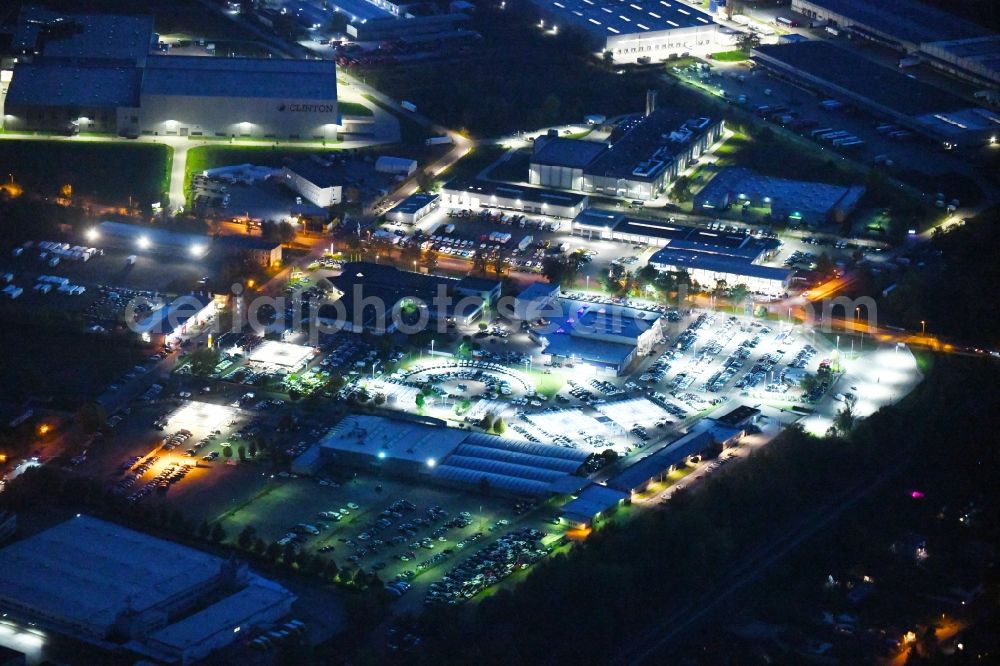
(385, 192, 439, 224)
(279, 161, 343, 208)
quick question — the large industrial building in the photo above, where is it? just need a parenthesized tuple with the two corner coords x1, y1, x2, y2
(752, 41, 1000, 147)
(790, 0, 1000, 87)
(2, 8, 341, 139)
(294, 414, 591, 497)
(694, 167, 866, 225)
(0, 515, 295, 664)
(529, 109, 724, 201)
(528, 0, 723, 63)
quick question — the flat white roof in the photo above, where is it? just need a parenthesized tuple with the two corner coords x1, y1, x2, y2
(530, 0, 716, 37)
(320, 414, 468, 465)
(247, 341, 316, 368)
(146, 578, 293, 650)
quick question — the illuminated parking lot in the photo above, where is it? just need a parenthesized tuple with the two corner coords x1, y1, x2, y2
(246, 340, 317, 370)
(167, 401, 241, 434)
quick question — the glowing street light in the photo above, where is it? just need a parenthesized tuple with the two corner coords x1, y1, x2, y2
(189, 244, 206, 258)
(85, 228, 99, 242)
(920, 320, 926, 336)
(137, 236, 151, 250)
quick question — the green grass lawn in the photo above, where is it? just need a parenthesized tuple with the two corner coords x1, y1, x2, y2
(710, 50, 749, 62)
(0, 140, 170, 204)
(183, 144, 337, 196)
(437, 145, 508, 182)
(44, 0, 253, 40)
(712, 129, 858, 186)
(531, 370, 565, 398)
(338, 101, 374, 117)
(486, 149, 531, 182)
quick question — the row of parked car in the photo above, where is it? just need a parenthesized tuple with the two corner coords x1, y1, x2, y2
(425, 528, 548, 605)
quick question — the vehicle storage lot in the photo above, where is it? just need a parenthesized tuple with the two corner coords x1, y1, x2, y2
(215, 471, 564, 596)
(691, 55, 975, 178)
(6, 241, 205, 298)
(381, 205, 648, 282)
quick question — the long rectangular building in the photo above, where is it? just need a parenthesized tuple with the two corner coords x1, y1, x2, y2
(441, 178, 589, 218)
(295, 415, 590, 497)
(791, 0, 1000, 87)
(528, 0, 723, 63)
(3, 8, 342, 140)
(571, 208, 791, 295)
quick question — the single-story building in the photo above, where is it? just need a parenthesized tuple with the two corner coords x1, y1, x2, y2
(560, 484, 630, 529)
(385, 192, 439, 225)
(512, 282, 561, 321)
(713, 404, 762, 428)
(279, 161, 342, 207)
(693, 167, 866, 225)
(133, 292, 221, 346)
(607, 430, 717, 494)
(374, 155, 418, 177)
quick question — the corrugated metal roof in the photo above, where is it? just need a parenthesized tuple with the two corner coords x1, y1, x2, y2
(461, 432, 591, 462)
(442, 455, 567, 483)
(433, 465, 553, 496)
(451, 443, 584, 473)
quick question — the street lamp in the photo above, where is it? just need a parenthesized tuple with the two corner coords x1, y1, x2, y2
(856, 306, 864, 352)
(920, 320, 926, 336)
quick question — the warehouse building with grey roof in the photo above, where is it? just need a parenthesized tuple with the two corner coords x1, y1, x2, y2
(0, 515, 295, 663)
(2, 7, 342, 140)
(294, 414, 590, 497)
